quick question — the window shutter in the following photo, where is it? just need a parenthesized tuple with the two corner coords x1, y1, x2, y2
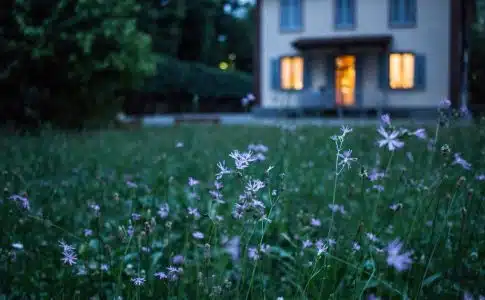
(280, 0, 289, 29)
(271, 58, 281, 90)
(389, 0, 400, 24)
(378, 53, 389, 90)
(335, 0, 343, 26)
(303, 55, 312, 90)
(349, 0, 355, 26)
(294, 0, 302, 29)
(408, 0, 416, 24)
(414, 54, 426, 90)
(326, 55, 335, 98)
(355, 55, 364, 106)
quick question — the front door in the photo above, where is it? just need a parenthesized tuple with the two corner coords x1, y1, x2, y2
(335, 55, 356, 106)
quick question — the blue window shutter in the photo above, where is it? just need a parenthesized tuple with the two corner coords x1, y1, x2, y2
(349, 0, 355, 26)
(335, 0, 343, 26)
(414, 54, 426, 89)
(271, 58, 281, 90)
(356, 55, 363, 106)
(407, 0, 416, 24)
(280, 0, 289, 29)
(303, 55, 311, 90)
(378, 53, 389, 90)
(326, 55, 335, 96)
(389, 0, 400, 24)
(294, 0, 302, 29)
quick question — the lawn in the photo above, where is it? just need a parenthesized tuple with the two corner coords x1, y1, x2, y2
(1, 116, 485, 299)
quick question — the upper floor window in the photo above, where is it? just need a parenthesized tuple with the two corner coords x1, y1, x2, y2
(389, 53, 415, 89)
(280, 56, 304, 90)
(335, 0, 356, 29)
(389, 0, 416, 27)
(280, 0, 302, 31)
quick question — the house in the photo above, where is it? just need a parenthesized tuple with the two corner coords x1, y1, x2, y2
(253, 0, 476, 118)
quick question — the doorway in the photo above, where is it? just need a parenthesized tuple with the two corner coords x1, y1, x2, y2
(335, 55, 356, 106)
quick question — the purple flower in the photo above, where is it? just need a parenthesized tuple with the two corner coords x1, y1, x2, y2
(352, 242, 361, 252)
(192, 231, 204, 239)
(188, 177, 199, 186)
(338, 150, 357, 169)
(100, 264, 109, 271)
(131, 276, 145, 286)
(131, 213, 141, 221)
(381, 114, 391, 126)
(216, 161, 231, 180)
(229, 150, 257, 170)
(439, 98, 451, 109)
(224, 236, 241, 261)
(452, 153, 472, 170)
(175, 141, 184, 148)
(157, 203, 169, 219)
(61, 250, 78, 265)
(245, 179, 265, 193)
(386, 239, 413, 272)
(413, 128, 427, 139)
(126, 181, 138, 188)
(9, 194, 30, 210)
(476, 174, 485, 181)
(302, 240, 313, 249)
(248, 247, 260, 261)
(172, 255, 185, 265)
(377, 126, 404, 151)
(187, 207, 200, 219)
(155, 271, 167, 279)
(328, 204, 346, 214)
(368, 169, 385, 181)
(366, 232, 379, 242)
(83, 229, 93, 237)
(310, 218, 321, 227)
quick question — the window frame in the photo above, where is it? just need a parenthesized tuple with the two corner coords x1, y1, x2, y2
(279, 0, 303, 32)
(279, 55, 305, 91)
(388, 0, 416, 28)
(388, 52, 416, 90)
(334, 0, 356, 30)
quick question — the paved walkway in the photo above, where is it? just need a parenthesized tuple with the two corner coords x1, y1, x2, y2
(139, 113, 459, 127)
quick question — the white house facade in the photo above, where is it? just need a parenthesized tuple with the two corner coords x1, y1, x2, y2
(253, 0, 475, 117)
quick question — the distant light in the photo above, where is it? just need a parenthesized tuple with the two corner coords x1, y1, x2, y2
(219, 62, 229, 70)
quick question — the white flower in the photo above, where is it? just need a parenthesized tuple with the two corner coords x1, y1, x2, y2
(377, 126, 404, 151)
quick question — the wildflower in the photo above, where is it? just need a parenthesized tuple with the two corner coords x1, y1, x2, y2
(229, 150, 257, 170)
(192, 231, 204, 240)
(127, 225, 134, 237)
(172, 255, 185, 265)
(367, 294, 381, 300)
(266, 165, 275, 173)
(439, 98, 451, 109)
(377, 126, 404, 151)
(224, 236, 241, 261)
(131, 276, 145, 286)
(386, 239, 413, 272)
(452, 153, 472, 170)
(100, 264, 109, 271)
(157, 203, 170, 219)
(248, 247, 260, 261)
(126, 181, 138, 188)
(131, 213, 141, 221)
(316, 241, 328, 256)
(476, 174, 485, 181)
(59, 240, 75, 253)
(463, 291, 473, 300)
(413, 128, 427, 139)
(8, 194, 30, 210)
(260, 244, 271, 253)
(338, 150, 358, 170)
(216, 161, 231, 179)
(245, 179, 265, 193)
(327, 238, 337, 247)
(340, 125, 353, 136)
(188, 207, 201, 219)
(214, 181, 223, 190)
(302, 240, 313, 249)
(352, 242, 361, 252)
(188, 177, 199, 186)
(89, 203, 100, 215)
(373, 185, 385, 192)
(155, 272, 168, 279)
(12, 242, 23, 250)
(61, 250, 78, 266)
(366, 232, 379, 242)
(175, 141, 184, 148)
(166, 266, 183, 281)
(328, 204, 346, 214)
(368, 169, 385, 181)
(83, 229, 93, 237)
(310, 218, 321, 227)
(381, 114, 391, 126)
(389, 203, 403, 211)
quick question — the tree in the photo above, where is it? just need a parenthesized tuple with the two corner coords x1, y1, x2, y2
(0, 0, 157, 128)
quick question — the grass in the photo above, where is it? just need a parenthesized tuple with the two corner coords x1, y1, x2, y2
(1, 116, 485, 299)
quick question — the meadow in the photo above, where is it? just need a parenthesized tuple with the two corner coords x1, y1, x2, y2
(1, 112, 485, 299)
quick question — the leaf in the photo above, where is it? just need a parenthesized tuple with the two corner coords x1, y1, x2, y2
(280, 232, 298, 248)
(270, 246, 295, 261)
(150, 251, 163, 269)
(422, 272, 442, 287)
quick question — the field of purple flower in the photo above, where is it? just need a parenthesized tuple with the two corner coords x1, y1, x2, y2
(1, 110, 485, 299)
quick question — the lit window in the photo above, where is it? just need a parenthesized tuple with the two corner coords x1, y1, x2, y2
(280, 56, 303, 90)
(389, 53, 415, 89)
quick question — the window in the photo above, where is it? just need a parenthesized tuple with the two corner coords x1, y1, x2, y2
(389, 0, 416, 27)
(280, 0, 302, 31)
(335, 0, 355, 29)
(280, 56, 304, 90)
(389, 53, 415, 89)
